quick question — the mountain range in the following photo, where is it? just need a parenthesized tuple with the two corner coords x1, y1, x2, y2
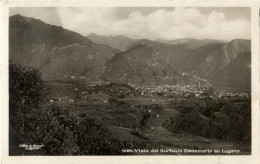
(101, 37, 249, 89)
(127, 39, 250, 89)
(9, 14, 251, 89)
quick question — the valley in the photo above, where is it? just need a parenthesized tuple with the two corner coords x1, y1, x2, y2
(47, 81, 251, 154)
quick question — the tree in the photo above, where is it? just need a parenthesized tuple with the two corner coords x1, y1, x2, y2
(9, 64, 49, 112)
(9, 64, 126, 155)
(9, 64, 50, 155)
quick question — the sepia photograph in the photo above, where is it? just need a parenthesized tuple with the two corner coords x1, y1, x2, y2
(8, 7, 251, 155)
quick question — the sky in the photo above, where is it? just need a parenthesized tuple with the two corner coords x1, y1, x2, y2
(10, 7, 251, 41)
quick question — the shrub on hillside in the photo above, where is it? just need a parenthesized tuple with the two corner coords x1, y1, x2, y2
(165, 105, 251, 143)
(166, 107, 211, 137)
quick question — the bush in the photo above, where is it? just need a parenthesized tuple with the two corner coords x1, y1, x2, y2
(16, 104, 125, 155)
(167, 107, 210, 137)
(165, 105, 251, 143)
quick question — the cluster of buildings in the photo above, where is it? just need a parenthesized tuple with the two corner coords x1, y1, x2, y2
(127, 82, 250, 100)
(215, 91, 250, 99)
(48, 79, 250, 105)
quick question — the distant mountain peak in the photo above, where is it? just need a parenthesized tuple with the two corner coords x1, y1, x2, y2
(87, 33, 138, 50)
(131, 41, 153, 50)
(10, 14, 30, 24)
(10, 14, 23, 19)
(228, 39, 250, 46)
(88, 33, 100, 37)
(10, 14, 52, 26)
(226, 39, 251, 54)
(10, 14, 94, 48)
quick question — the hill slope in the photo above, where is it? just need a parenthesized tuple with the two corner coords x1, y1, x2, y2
(211, 51, 251, 89)
(103, 42, 204, 86)
(9, 14, 119, 81)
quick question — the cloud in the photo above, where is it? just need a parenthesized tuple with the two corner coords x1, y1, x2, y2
(56, 7, 250, 41)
